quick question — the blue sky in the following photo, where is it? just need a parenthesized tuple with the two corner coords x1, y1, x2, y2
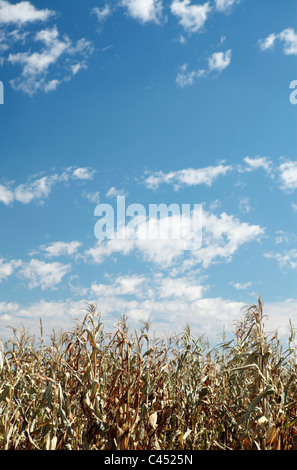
(0, 0, 296, 343)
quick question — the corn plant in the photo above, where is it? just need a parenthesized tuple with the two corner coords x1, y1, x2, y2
(1, 298, 297, 450)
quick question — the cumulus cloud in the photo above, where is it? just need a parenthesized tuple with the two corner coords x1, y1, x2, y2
(258, 33, 277, 51)
(91, 272, 205, 304)
(82, 190, 100, 204)
(0, 183, 14, 205)
(35, 241, 83, 258)
(158, 276, 204, 300)
(14, 174, 60, 204)
(144, 163, 233, 189)
(121, 0, 164, 24)
(0, 259, 21, 282)
(0, 288, 245, 343)
(191, 210, 264, 269)
(239, 196, 251, 214)
(214, 0, 242, 13)
(265, 249, 297, 271)
(170, 0, 211, 34)
(176, 49, 231, 87)
(278, 160, 297, 192)
(278, 28, 297, 55)
(106, 186, 128, 198)
(259, 28, 297, 55)
(0, 3, 93, 96)
(1, 293, 295, 345)
(86, 207, 264, 270)
(239, 156, 297, 193)
(87, 204, 203, 268)
(91, 274, 146, 297)
(0, 0, 54, 25)
(230, 281, 252, 290)
(71, 167, 96, 180)
(0, 166, 95, 206)
(176, 63, 206, 87)
(146, 157, 296, 196)
(91, 5, 112, 23)
(18, 258, 71, 290)
(8, 25, 93, 95)
(0, 299, 83, 341)
(87, 271, 244, 341)
(208, 49, 232, 72)
(242, 156, 273, 173)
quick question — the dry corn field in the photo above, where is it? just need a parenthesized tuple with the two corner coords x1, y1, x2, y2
(1, 297, 297, 450)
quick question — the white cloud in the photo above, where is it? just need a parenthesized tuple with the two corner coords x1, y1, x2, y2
(91, 272, 205, 303)
(176, 49, 231, 87)
(86, 238, 134, 265)
(91, 5, 112, 23)
(0, 289, 245, 344)
(0, 183, 14, 205)
(0, 29, 7, 51)
(263, 299, 297, 338)
(274, 230, 294, 245)
(92, 274, 146, 297)
(71, 62, 87, 76)
(121, 0, 163, 24)
(279, 160, 297, 192)
(230, 281, 252, 290)
(19, 258, 71, 290)
(0, 0, 54, 25)
(0, 166, 95, 206)
(0, 27, 29, 53)
(258, 33, 277, 51)
(278, 28, 297, 55)
(43, 78, 60, 92)
(208, 49, 232, 72)
(106, 186, 128, 198)
(14, 174, 59, 204)
(259, 28, 297, 56)
(87, 271, 244, 341)
(0, 299, 84, 341)
(8, 25, 93, 95)
(239, 196, 251, 214)
(240, 156, 297, 193)
(71, 167, 95, 180)
(1, 295, 296, 345)
(191, 210, 264, 269)
(158, 276, 204, 300)
(243, 156, 273, 173)
(170, 0, 211, 34)
(82, 190, 100, 204)
(36, 241, 82, 258)
(0, 259, 21, 282)
(87, 206, 203, 268)
(265, 249, 297, 271)
(176, 63, 206, 87)
(144, 163, 232, 189)
(86, 207, 264, 271)
(215, 0, 241, 13)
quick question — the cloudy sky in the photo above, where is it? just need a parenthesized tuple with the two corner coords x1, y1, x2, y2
(0, 0, 296, 343)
